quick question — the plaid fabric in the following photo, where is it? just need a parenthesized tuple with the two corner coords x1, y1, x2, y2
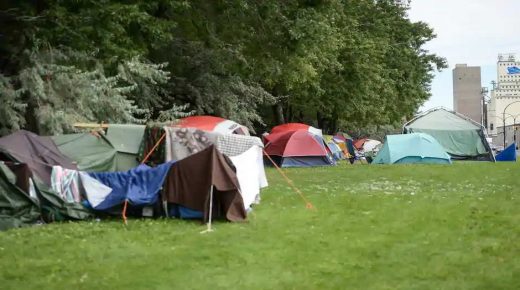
(216, 134, 263, 157)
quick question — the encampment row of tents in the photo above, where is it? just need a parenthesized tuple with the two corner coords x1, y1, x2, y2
(0, 116, 267, 231)
(260, 108, 496, 165)
(0, 108, 507, 231)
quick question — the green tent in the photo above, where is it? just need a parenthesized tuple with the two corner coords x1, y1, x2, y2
(403, 108, 494, 161)
(105, 124, 145, 171)
(52, 133, 118, 172)
(372, 133, 451, 164)
(0, 163, 40, 231)
(53, 125, 146, 172)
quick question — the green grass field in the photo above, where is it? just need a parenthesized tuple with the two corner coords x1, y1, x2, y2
(1, 162, 520, 290)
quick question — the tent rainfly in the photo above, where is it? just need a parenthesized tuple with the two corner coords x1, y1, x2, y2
(177, 116, 250, 135)
(270, 123, 323, 137)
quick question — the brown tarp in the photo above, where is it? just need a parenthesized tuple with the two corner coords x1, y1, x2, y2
(0, 130, 77, 185)
(162, 145, 247, 222)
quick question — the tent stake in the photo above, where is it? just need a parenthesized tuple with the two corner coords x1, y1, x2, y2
(200, 185, 214, 234)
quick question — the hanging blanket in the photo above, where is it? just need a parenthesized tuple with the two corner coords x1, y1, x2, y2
(229, 146, 268, 209)
(164, 128, 217, 161)
(164, 127, 263, 161)
(51, 166, 81, 203)
(89, 162, 173, 211)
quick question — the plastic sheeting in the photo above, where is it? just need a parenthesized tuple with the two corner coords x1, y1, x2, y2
(495, 143, 517, 161)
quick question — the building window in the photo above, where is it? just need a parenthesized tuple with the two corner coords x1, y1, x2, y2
(491, 123, 494, 130)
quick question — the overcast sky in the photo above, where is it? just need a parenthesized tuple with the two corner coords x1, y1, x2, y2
(407, 0, 520, 111)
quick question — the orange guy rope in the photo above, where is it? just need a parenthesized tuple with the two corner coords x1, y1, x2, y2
(121, 130, 166, 225)
(263, 150, 315, 210)
(141, 132, 166, 164)
(122, 199, 128, 225)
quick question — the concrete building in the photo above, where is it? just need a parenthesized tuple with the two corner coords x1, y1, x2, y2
(486, 53, 520, 147)
(453, 64, 482, 124)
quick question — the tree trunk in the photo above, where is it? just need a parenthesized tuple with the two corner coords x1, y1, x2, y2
(272, 103, 285, 125)
(317, 111, 324, 131)
(24, 101, 40, 134)
(331, 118, 338, 134)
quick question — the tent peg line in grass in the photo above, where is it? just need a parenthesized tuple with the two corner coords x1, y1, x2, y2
(263, 150, 315, 210)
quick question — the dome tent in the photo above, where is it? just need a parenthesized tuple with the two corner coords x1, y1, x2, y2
(264, 130, 334, 167)
(372, 133, 451, 165)
(403, 108, 494, 161)
(270, 123, 322, 137)
(178, 116, 249, 135)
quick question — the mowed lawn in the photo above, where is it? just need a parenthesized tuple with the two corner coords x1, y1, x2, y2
(1, 162, 520, 290)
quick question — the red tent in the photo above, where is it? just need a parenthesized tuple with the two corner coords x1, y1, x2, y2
(264, 130, 334, 167)
(270, 123, 322, 136)
(353, 138, 368, 150)
(177, 116, 249, 135)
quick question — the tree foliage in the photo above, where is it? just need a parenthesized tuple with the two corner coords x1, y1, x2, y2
(0, 0, 446, 136)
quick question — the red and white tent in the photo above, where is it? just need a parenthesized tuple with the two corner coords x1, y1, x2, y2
(177, 116, 249, 135)
(264, 130, 334, 167)
(270, 123, 322, 137)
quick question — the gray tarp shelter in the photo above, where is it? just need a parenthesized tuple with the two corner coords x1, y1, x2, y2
(403, 108, 494, 161)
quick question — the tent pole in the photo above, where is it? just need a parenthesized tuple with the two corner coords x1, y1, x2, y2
(201, 185, 214, 233)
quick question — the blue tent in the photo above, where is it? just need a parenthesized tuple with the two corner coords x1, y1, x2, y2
(495, 143, 517, 161)
(372, 133, 451, 165)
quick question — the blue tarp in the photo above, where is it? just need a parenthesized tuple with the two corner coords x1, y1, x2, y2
(89, 162, 173, 210)
(495, 143, 517, 162)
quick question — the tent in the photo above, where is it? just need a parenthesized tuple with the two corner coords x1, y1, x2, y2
(105, 124, 145, 171)
(332, 133, 355, 158)
(162, 145, 247, 222)
(264, 130, 334, 167)
(372, 133, 451, 165)
(0, 131, 92, 222)
(353, 138, 367, 150)
(327, 142, 344, 161)
(363, 139, 382, 152)
(403, 108, 494, 161)
(495, 143, 517, 161)
(53, 132, 118, 172)
(0, 130, 78, 185)
(334, 132, 353, 142)
(177, 116, 250, 135)
(270, 123, 322, 137)
(0, 162, 40, 231)
(138, 126, 268, 211)
(353, 138, 381, 152)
